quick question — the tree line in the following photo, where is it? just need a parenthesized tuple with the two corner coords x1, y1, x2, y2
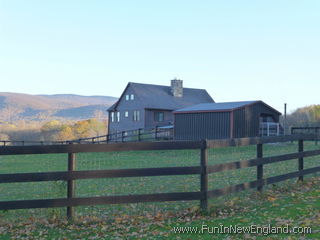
(285, 104, 320, 127)
(0, 119, 107, 142)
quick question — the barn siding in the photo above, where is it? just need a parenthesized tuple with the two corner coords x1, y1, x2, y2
(174, 101, 281, 140)
(233, 108, 246, 138)
(233, 102, 281, 138)
(174, 112, 230, 140)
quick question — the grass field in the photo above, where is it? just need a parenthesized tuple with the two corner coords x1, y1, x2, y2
(0, 141, 319, 239)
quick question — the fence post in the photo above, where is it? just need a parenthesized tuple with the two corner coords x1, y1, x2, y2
(316, 128, 319, 145)
(121, 131, 125, 142)
(290, 127, 294, 143)
(138, 128, 141, 142)
(298, 139, 304, 181)
(67, 144, 76, 220)
(257, 143, 263, 192)
(155, 126, 158, 140)
(200, 139, 208, 212)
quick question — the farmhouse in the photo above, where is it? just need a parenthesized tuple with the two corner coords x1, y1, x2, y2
(108, 80, 214, 134)
(174, 101, 282, 140)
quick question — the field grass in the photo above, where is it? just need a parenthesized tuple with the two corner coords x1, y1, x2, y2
(0, 141, 319, 239)
(0, 177, 319, 239)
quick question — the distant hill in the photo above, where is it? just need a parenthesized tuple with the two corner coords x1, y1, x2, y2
(0, 92, 117, 122)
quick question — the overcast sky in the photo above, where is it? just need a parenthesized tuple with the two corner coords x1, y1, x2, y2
(1, 0, 319, 113)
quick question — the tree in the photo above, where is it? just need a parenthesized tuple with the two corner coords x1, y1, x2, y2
(0, 133, 10, 141)
(73, 120, 90, 138)
(57, 125, 75, 141)
(87, 118, 106, 136)
(41, 120, 62, 141)
(287, 105, 320, 127)
(41, 120, 61, 131)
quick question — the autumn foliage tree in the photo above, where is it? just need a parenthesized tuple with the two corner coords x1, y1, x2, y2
(56, 125, 75, 140)
(0, 133, 10, 141)
(286, 105, 320, 127)
(40, 119, 106, 141)
(40, 120, 62, 141)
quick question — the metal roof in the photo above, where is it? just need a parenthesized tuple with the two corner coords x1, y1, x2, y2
(174, 101, 265, 113)
(108, 82, 214, 111)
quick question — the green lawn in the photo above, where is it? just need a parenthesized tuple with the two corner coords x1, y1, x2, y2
(0, 177, 319, 239)
(0, 141, 319, 239)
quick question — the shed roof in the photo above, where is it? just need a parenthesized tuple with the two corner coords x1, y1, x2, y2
(174, 100, 281, 114)
(108, 82, 214, 111)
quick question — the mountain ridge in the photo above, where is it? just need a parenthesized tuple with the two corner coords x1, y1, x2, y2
(0, 92, 117, 122)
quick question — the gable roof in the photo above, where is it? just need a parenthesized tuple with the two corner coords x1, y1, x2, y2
(108, 82, 214, 111)
(174, 100, 282, 114)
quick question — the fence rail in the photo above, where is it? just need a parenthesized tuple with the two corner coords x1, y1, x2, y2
(105, 126, 174, 143)
(0, 134, 319, 219)
(291, 126, 319, 145)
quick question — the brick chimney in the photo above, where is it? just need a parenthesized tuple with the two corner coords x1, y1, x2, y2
(171, 79, 183, 97)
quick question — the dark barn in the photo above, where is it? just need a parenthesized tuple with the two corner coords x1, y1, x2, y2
(174, 101, 282, 140)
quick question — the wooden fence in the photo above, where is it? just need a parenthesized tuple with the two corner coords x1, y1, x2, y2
(0, 134, 319, 220)
(291, 127, 319, 145)
(0, 126, 173, 146)
(104, 126, 173, 143)
(0, 140, 70, 147)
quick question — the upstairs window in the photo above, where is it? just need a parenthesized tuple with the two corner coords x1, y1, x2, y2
(116, 112, 120, 122)
(110, 112, 115, 122)
(133, 110, 140, 121)
(125, 111, 129, 117)
(154, 112, 164, 122)
(130, 94, 134, 100)
(125, 95, 129, 101)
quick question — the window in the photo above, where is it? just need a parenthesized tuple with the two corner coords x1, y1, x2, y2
(133, 110, 140, 121)
(116, 112, 120, 122)
(110, 112, 115, 122)
(125, 111, 129, 117)
(125, 94, 134, 100)
(154, 112, 164, 122)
